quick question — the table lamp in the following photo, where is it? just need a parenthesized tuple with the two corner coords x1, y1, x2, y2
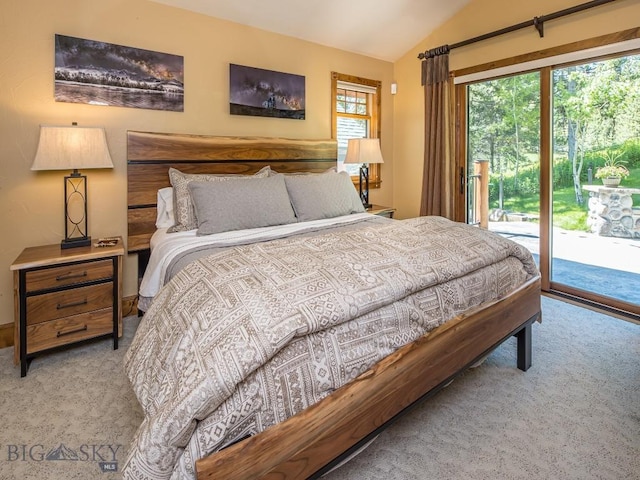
(344, 138, 384, 208)
(31, 124, 113, 249)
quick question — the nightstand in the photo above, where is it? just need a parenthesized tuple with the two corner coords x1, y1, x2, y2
(10, 238, 124, 377)
(367, 204, 395, 218)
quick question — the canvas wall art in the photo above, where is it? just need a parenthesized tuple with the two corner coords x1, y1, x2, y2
(54, 34, 184, 112)
(229, 64, 305, 119)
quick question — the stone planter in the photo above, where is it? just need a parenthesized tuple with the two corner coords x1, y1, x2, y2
(601, 177, 621, 187)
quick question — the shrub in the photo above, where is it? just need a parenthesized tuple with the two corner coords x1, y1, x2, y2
(621, 138, 640, 168)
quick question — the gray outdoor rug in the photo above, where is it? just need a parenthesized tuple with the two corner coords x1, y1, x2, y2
(0, 296, 638, 480)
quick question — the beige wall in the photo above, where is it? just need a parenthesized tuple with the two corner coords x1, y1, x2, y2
(0, 0, 394, 326)
(392, 0, 640, 220)
(2, 0, 637, 330)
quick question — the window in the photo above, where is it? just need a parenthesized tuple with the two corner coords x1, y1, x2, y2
(457, 34, 640, 318)
(331, 72, 382, 187)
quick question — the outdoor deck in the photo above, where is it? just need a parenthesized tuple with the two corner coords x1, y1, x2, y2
(490, 221, 640, 305)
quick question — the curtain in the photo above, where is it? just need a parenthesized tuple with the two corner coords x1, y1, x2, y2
(420, 52, 452, 217)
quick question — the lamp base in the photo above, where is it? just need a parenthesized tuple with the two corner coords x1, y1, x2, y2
(358, 164, 371, 209)
(61, 236, 92, 249)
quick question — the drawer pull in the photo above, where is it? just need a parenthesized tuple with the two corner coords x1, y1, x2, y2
(57, 325, 88, 337)
(56, 271, 88, 281)
(56, 299, 88, 310)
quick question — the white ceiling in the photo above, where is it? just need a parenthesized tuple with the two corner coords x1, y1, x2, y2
(150, 0, 472, 62)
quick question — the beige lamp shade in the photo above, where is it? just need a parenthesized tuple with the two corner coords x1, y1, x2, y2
(343, 138, 384, 165)
(31, 125, 113, 171)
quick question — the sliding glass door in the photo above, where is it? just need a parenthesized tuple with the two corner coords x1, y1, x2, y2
(467, 72, 541, 264)
(462, 50, 640, 317)
(550, 54, 640, 308)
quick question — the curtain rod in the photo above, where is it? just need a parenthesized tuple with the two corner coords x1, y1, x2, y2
(418, 0, 618, 59)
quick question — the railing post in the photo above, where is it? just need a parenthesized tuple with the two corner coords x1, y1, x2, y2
(475, 160, 490, 229)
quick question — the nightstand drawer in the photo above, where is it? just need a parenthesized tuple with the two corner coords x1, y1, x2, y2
(26, 308, 114, 354)
(25, 259, 113, 292)
(26, 283, 113, 325)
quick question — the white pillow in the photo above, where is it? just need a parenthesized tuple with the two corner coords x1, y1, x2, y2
(155, 187, 175, 229)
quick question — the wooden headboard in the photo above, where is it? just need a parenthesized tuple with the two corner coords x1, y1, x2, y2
(127, 131, 338, 254)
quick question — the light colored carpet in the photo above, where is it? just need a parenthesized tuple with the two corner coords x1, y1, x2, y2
(0, 317, 143, 480)
(0, 297, 638, 480)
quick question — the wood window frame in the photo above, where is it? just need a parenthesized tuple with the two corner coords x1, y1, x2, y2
(331, 72, 382, 188)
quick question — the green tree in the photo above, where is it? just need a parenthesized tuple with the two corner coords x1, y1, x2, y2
(467, 52, 640, 216)
(553, 54, 640, 202)
(468, 72, 539, 207)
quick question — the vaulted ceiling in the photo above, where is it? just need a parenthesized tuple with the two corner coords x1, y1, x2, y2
(149, 0, 472, 61)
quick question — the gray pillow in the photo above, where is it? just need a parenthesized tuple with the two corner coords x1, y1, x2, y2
(188, 174, 297, 235)
(284, 170, 365, 222)
(168, 166, 270, 232)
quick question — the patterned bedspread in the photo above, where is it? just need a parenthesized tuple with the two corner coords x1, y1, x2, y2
(123, 216, 538, 480)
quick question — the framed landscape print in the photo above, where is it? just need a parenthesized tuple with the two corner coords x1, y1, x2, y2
(229, 64, 305, 119)
(54, 34, 184, 112)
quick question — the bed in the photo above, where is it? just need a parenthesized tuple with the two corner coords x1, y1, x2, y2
(125, 131, 541, 480)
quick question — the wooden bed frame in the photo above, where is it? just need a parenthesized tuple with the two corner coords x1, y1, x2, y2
(127, 130, 542, 480)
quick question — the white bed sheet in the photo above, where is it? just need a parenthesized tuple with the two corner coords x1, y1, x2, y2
(140, 213, 375, 300)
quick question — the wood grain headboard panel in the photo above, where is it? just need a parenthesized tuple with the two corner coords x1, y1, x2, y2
(127, 131, 338, 253)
